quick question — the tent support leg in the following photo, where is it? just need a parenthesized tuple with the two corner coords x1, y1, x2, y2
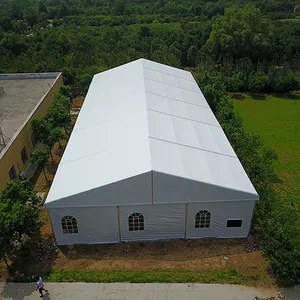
(184, 204, 188, 238)
(117, 206, 121, 241)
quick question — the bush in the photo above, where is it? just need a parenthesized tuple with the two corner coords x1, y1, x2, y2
(248, 72, 269, 93)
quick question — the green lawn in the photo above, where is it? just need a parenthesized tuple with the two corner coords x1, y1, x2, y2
(233, 95, 300, 205)
(10, 269, 254, 285)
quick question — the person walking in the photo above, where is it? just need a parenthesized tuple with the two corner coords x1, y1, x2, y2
(35, 276, 49, 298)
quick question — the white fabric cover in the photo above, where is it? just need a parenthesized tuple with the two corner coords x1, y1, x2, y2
(186, 201, 255, 238)
(153, 172, 258, 204)
(119, 204, 185, 241)
(46, 172, 152, 208)
(45, 59, 258, 208)
(49, 207, 119, 245)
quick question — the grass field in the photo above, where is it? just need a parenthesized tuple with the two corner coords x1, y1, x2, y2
(233, 94, 300, 205)
(11, 269, 250, 284)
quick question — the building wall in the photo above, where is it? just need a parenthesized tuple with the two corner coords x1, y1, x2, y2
(186, 200, 255, 238)
(0, 74, 63, 191)
(119, 204, 186, 241)
(49, 206, 119, 245)
(48, 200, 255, 245)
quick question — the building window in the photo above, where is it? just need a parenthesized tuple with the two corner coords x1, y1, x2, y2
(195, 210, 211, 228)
(21, 147, 28, 164)
(227, 219, 243, 228)
(128, 213, 144, 231)
(8, 165, 17, 181)
(61, 216, 78, 234)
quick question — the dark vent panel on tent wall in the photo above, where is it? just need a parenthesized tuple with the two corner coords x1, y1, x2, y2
(226, 219, 243, 227)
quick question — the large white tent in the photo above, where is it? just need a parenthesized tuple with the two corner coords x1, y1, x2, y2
(45, 59, 259, 245)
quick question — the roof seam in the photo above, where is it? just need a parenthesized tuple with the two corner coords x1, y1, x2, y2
(141, 60, 154, 174)
(146, 108, 220, 128)
(145, 91, 210, 109)
(143, 66, 194, 82)
(145, 77, 201, 94)
(149, 136, 237, 159)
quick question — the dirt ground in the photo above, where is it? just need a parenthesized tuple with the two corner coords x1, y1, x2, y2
(0, 96, 275, 287)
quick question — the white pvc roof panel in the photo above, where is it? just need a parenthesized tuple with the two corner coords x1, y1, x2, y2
(145, 93, 219, 126)
(149, 138, 256, 195)
(142, 59, 193, 80)
(147, 110, 236, 157)
(45, 58, 258, 206)
(144, 79, 209, 108)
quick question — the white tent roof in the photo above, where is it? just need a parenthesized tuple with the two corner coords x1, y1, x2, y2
(45, 59, 258, 206)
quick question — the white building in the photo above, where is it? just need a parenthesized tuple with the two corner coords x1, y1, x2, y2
(45, 59, 259, 245)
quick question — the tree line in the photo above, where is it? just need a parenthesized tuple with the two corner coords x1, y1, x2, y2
(0, 1, 299, 94)
(203, 80, 300, 284)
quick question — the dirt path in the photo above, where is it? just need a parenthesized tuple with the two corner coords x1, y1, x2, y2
(0, 282, 280, 300)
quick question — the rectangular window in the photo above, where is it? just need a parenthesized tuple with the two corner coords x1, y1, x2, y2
(8, 165, 17, 181)
(21, 147, 28, 164)
(227, 219, 243, 227)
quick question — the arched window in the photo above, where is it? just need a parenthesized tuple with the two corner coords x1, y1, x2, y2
(128, 213, 144, 231)
(195, 210, 211, 228)
(61, 216, 78, 234)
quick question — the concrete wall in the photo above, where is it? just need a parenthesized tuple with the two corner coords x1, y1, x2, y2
(0, 74, 63, 191)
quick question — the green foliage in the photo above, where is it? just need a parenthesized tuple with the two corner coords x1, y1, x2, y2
(233, 95, 300, 283)
(248, 72, 269, 93)
(187, 45, 198, 68)
(0, 1, 299, 95)
(202, 80, 226, 113)
(31, 118, 52, 145)
(30, 146, 50, 181)
(233, 95, 300, 205)
(0, 180, 41, 271)
(12, 268, 249, 284)
(59, 85, 72, 99)
(214, 92, 300, 283)
(206, 5, 274, 62)
(261, 206, 300, 281)
(47, 94, 72, 130)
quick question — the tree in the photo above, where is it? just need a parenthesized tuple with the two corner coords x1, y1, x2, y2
(113, 0, 126, 15)
(46, 94, 72, 132)
(0, 181, 41, 272)
(139, 26, 151, 37)
(30, 146, 50, 181)
(39, 0, 48, 14)
(31, 119, 55, 161)
(23, 0, 39, 27)
(52, 127, 66, 148)
(31, 119, 51, 144)
(59, 1, 70, 18)
(206, 5, 274, 62)
(187, 45, 199, 69)
(59, 85, 72, 99)
(248, 72, 269, 93)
